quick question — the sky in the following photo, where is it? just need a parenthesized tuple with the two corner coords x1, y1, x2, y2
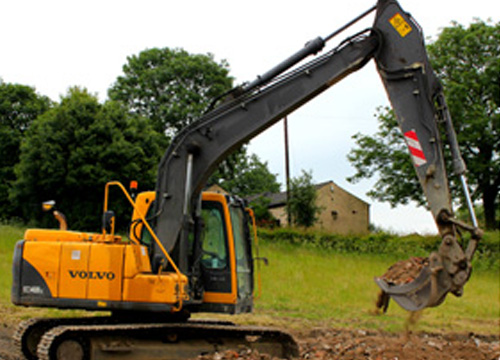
(1, 0, 498, 234)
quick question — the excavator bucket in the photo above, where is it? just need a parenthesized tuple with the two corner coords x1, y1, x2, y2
(374, 255, 453, 311)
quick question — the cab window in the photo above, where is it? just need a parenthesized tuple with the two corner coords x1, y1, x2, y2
(201, 201, 228, 270)
(229, 205, 252, 298)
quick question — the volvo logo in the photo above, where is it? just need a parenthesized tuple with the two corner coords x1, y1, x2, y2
(69, 270, 116, 280)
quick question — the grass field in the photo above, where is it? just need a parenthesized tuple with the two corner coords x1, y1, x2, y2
(1, 224, 498, 334)
(0, 224, 24, 303)
(254, 240, 499, 334)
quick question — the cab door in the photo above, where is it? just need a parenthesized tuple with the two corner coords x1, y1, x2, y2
(228, 203, 253, 305)
(199, 199, 232, 294)
(199, 193, 254, 313)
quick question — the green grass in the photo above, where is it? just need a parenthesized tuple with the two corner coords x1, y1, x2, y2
(0, 224, 24, 303)
(1, 224, 498, 335)
(253, 239, 499, 334)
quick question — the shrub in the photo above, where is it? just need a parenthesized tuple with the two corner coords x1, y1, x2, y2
(257, 228, 499, 271)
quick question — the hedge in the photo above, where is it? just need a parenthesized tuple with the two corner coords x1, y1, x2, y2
(257, 228, 499, 271)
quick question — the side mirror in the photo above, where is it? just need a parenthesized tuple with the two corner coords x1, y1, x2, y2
(102, 210, 116, 235)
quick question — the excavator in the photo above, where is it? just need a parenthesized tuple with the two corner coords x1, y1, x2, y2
(11, 0, 483, 359)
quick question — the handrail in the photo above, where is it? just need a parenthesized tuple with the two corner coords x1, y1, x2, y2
(103, 181, 186, 311)
(102, 182, 139, 244)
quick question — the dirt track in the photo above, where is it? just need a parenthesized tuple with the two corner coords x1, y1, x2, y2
(1, 321, 499, 360)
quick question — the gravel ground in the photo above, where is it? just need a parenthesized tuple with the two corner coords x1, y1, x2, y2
(198, 327, 500, 360)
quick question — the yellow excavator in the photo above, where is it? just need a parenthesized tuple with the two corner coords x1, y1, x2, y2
(11, 0, 482, 359)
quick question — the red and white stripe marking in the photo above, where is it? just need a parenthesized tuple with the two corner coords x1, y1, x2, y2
(404, 130, 427, 167)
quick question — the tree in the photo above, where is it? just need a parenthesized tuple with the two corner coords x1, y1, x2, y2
(347, 20, 500, 229)
(347, 107, 422, 207)
(210, 153, 281, 226)
(0, 82, 51, 218)
(287, 170, 321, 228)
(212, 154, 281, 197)
(249, 196, 276, 227)
(10, 87, 166, 230)
(108, 47, 234, 135)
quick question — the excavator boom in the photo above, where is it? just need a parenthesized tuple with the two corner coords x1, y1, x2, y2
(154, 30, 380, 270)
(152, 0, 481, 310)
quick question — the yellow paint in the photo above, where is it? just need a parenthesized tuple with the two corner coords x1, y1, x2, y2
(23, 241, 61, 297)
(389, 13, 412, 37)
(25, 229, 86, 242)
(24, 229, 121, 243)
(202, 192, 238, 305)
(133, 191, 239, 305)
(87, 244, 124, 301)
(59, 243, 91, 299)
(123, 244, 152, 278)
(128, 191, 155, 242)
(203, 291, 237, 304)
(104, 182, 185, 311)
(122, 273, 187, 304)
(20, 185, 245, 310)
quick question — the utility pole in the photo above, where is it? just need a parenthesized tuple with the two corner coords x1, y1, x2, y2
(284, 116, 292, 226)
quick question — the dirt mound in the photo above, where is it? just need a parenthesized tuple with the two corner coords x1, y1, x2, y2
(198, 328, 500, 360)
(297, 328, 499, 360)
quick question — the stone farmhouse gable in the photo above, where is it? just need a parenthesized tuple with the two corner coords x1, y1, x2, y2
(261, 181, 370, 235)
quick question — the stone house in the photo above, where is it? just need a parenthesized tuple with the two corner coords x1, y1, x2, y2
(263, 181, 370, 235)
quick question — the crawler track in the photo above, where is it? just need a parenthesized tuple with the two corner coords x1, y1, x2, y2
(13, 317, 114, 360)
(14, 317, 299, 360)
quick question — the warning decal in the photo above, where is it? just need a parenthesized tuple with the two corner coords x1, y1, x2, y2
(404, 130, 427, 167)
(389, 13, 412, 37)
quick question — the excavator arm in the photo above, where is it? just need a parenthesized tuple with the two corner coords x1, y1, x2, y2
(153, 0, 482, 311)
(372, 0, 482, 310)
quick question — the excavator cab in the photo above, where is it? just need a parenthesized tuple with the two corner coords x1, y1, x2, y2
(197, 194, 254, 312)
(130, 191, 254, 314)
